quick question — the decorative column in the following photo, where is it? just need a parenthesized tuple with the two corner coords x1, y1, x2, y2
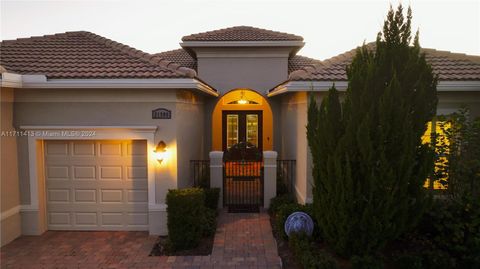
(209, 151, 224, 209)
(263, 151, 277, 208)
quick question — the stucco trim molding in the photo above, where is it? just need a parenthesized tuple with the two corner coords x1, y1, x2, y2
(268, 80, 480, 97)
(19, 125, 159, 214)
(0, 206, 21, 221)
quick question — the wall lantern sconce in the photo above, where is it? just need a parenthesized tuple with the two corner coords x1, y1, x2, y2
(154, 140, 168, 163)
(237, 90, 248, 105)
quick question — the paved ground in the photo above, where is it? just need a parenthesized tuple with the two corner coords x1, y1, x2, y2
(1, 210, 281, 268)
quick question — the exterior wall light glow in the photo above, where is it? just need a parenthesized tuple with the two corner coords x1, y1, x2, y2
(154, 140, 168, 163)
(237, 90, 248, 104)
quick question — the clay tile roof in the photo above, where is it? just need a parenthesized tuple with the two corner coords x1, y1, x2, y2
(153, 49, 197, 70)
(181, 26, 303, 42)
(288, 55, 324, 73)
(0, 31, 197, 79)
(290, 42, 480, 81)
(152, 48, 322, 76)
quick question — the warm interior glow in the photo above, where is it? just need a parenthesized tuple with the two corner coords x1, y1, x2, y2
(237, 98, 248, 105)
(422, 121, 451, 190)
(212, 88, 273, 151)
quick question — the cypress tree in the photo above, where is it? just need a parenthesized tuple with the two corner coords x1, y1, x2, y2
(307, 5, 438, 256)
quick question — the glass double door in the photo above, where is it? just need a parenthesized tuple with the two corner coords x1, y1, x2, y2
(222, 111, 263, 151)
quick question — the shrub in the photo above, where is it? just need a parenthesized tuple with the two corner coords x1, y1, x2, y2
(289, 233, 338, 269)
(269, 194, 295, 215)
(421, 248, 456, 269)
(166, 188, 205, 250)
(351, 255, 383, 269)
(418, 197, 480, 268)
(204, 188, 220, 210)
(202, 207, 217, 237)
(307, 5, 436, 257)
(393, 253, 423, 269)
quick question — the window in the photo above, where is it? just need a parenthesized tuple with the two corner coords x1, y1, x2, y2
(226, 115, 239, 149)
(422, 120, 451, 190)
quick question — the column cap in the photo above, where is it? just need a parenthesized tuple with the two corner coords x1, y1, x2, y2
(263, 151, 278, 159)
(209, 151, 224, 159)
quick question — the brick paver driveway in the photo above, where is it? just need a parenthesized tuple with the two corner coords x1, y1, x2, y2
(1, 210, 281, 268)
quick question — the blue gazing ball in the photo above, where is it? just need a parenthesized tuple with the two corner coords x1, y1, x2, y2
(284, 211, 314, 237)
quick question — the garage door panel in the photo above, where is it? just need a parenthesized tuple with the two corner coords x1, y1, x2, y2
(48, 212, 71, 225)
(100, 189, 123, 203)
(73, 166, 97, 180)
(101, 213, 123, 226)
(99, 143, 123, 156)
(74, 189, 97, 203)
(47, 189, 70, 203)
(75, 212, 98, 226)
(46, 142, 69, 156)
(46, 166, 70, 180)
(127, 166, 147, 180)
(45, 140, 148, 231)
(127, 141, 147, 156)
(99, 166, 123, 180)
(73, 142, 96, 156)
(127, 190, 148, 203)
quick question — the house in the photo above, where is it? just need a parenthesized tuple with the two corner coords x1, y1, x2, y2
(1, 26, 479, 246)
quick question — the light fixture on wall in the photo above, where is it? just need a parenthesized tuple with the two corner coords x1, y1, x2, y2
(237, 90, 248, 105)
(154, 141, 168, 163)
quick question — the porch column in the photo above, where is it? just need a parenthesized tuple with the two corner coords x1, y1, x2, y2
(263, 151, 277, 208)
(209, 151, 224, 209)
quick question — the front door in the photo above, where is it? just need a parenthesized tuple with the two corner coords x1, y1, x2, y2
(222, 110, 263, 152)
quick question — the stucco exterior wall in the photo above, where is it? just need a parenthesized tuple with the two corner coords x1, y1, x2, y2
(278, 92, 312, 204)
(1, 87, 22, 246)
(13, 88, 207, 235)
(437, 91, 480, 117)
(175, 90, 205, 188)
(195, 47, 290, 94)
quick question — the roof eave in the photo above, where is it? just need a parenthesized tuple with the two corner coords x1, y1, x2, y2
(267, 80, 480, 97)
(0, 74, 218, 96)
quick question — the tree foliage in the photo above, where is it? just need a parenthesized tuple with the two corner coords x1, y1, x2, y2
(307, 5, 438, 256)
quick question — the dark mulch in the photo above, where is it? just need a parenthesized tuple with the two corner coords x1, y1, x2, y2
(149, 235, 215, 256)
(269, 214, 302, 269)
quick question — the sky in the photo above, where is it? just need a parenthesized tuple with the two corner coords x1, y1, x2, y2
(1, 0, 479, 61)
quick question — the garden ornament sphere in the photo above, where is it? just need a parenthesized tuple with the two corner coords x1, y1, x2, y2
(284, 211, 314, 237)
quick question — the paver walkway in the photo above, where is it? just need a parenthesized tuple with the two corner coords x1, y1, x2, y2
(1, 210, 282, 268)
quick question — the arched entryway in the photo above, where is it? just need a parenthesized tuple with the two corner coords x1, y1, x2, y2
(212, 88, 273, 152)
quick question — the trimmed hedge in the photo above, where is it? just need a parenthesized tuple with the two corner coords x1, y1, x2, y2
(204, 188, 220, 210)
(166, 188, 206, 250)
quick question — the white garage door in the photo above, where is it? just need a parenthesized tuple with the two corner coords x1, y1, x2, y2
(44, 140, 148, 231)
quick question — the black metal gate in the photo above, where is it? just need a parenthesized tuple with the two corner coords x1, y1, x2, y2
(223, 142, 263, 212)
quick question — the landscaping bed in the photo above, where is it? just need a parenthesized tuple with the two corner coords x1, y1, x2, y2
(269, 194, 480, 269)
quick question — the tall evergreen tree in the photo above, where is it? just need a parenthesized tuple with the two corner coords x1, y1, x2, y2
(307, 5, 438, 256)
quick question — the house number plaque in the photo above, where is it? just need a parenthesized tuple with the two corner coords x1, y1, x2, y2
(152, 108, 172, 119)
